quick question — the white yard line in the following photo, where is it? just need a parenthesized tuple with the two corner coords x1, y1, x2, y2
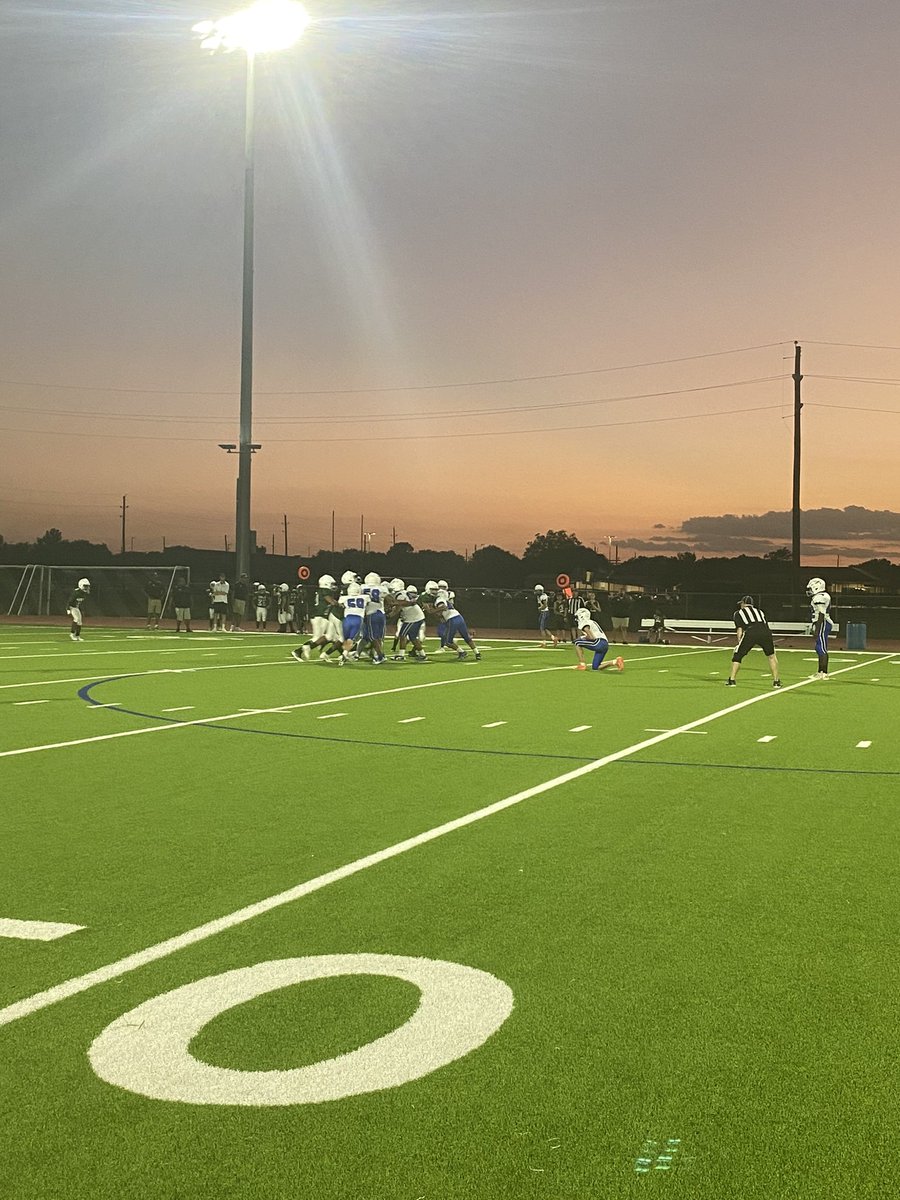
(0, 653, 890, 1030)
(0, 919, 85, 942)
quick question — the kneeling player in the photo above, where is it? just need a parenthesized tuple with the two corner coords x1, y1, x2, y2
(574, 608, 624, 672)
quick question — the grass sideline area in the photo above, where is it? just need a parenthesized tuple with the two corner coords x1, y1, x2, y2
(1, 625, 898, 1199)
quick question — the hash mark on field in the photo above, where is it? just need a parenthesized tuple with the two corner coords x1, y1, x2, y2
(645, 728, 707, 735)
(161, 706, 195, 713)
(482, 721, 507, 728)
(569, 725, 592, 733)
(317, 713, 347, 720)
(757, 735, 777, 743)
(399, 717, 425, 724)
(856, 740, 872, 749)
(13, 700, 50, 706)
(88, 703, 121, 709)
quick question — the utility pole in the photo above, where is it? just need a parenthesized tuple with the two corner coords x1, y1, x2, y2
(271, 531, 276, 555)
(225, 534, 229, 552)
(792, 342, 803, 610)
(391, 525, 396, 548)
(359, 514, 364, 553)
(162, 536, 166, 552)
(282, 513, 289, 557)
(120, 495, 128, 555)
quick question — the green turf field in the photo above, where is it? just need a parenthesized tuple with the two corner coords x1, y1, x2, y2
(1, 624, 898, 1200)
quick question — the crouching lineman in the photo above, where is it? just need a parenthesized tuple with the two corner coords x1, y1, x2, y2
(67, 577, 90, 641)
(292, 574, 343, 663)
(433, 590, 481, 661)
(807, 576, 834, 679)
(726, 595, 781, 688)
(573, 608, 624, 672)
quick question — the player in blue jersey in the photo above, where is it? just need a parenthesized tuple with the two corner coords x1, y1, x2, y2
(807, 577, 834, 679)
(362, 572, 387, 664)
(573, 608, 624, 672)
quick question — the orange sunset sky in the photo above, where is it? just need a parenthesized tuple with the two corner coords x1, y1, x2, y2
(2, 0, 899, 563)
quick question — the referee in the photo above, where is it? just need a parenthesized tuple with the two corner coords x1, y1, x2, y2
(726, 595, 782, 688)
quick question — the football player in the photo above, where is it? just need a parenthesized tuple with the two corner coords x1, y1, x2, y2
(254, 582, 269, 630)
(535, 584, 558, 647)
(338, 580, 367, 664)
(362, 572, 387, 664)
(433, 592, 481, 661)
(807, 577, 834, 679)
(389, 586, 427, 662)
(573, 608, 624, 673)
(67, 577, 90, 641)
(276, 584, 294, 633)
(292, 575, 343, 662)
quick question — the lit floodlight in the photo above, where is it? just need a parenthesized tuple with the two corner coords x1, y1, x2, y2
(193, 0, 310, 55)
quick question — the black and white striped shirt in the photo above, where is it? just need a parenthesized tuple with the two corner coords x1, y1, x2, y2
(734, 605, 768, 629)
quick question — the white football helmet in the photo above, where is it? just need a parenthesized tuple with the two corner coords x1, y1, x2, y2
(407, 585, 419, 596)
(534, 583, 544, 592)
(437, 579, 449, 590)
(341, 570, 360, 586)
(576, 608, 591, 624)
(279, 583, 289, 592)
(78, 577, 91, 592)
(318, 574, 337, 589)
(347, 582, 362, 596)
(425, 580, 439, 594)
(390, 578, 405, 592)
(806, 577, 826, 597)
(364, 572, 382, 586)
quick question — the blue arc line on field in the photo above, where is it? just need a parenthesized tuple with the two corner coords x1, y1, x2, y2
(74, 678, 597, 765)
(1, 652, 893, 1032)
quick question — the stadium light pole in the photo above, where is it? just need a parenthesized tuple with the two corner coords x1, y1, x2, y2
(193, 1, 311, 582)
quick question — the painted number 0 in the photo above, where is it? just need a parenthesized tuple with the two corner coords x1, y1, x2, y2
(88, 954, 514, 1106)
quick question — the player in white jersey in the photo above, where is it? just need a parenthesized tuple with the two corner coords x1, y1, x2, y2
(433, 594, 481, 661)
(338, 582, 367, 664)
(573, 608, 624, 672)
(806, 577, 834, 679)
(389, 588, 427, 662)
(534, 584, 558, 647)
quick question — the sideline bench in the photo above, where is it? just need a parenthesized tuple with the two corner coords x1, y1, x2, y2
(639, 618, 838, 645)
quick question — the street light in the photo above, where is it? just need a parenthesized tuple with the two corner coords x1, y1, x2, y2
(194, 1, 311, 582)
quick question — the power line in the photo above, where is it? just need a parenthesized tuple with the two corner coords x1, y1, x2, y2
(0, 341, 788, 398)
(807, 402, 900, 415)
(804, 340, 900, 351)
(0, 375, 788, 426)
(0, 401, 788, 445)
(806, 374, 900, 386)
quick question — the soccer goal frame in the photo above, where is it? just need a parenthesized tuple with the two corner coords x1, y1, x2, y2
(5, 564, 189, 619)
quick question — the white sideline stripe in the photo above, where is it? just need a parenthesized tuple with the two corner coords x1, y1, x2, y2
(856, 741, 872, 749)
(0, 653, 891, 1029)
(13, 700, 50, 706)
(757, 735, 777, 743)
(0, 919, 85, 942)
